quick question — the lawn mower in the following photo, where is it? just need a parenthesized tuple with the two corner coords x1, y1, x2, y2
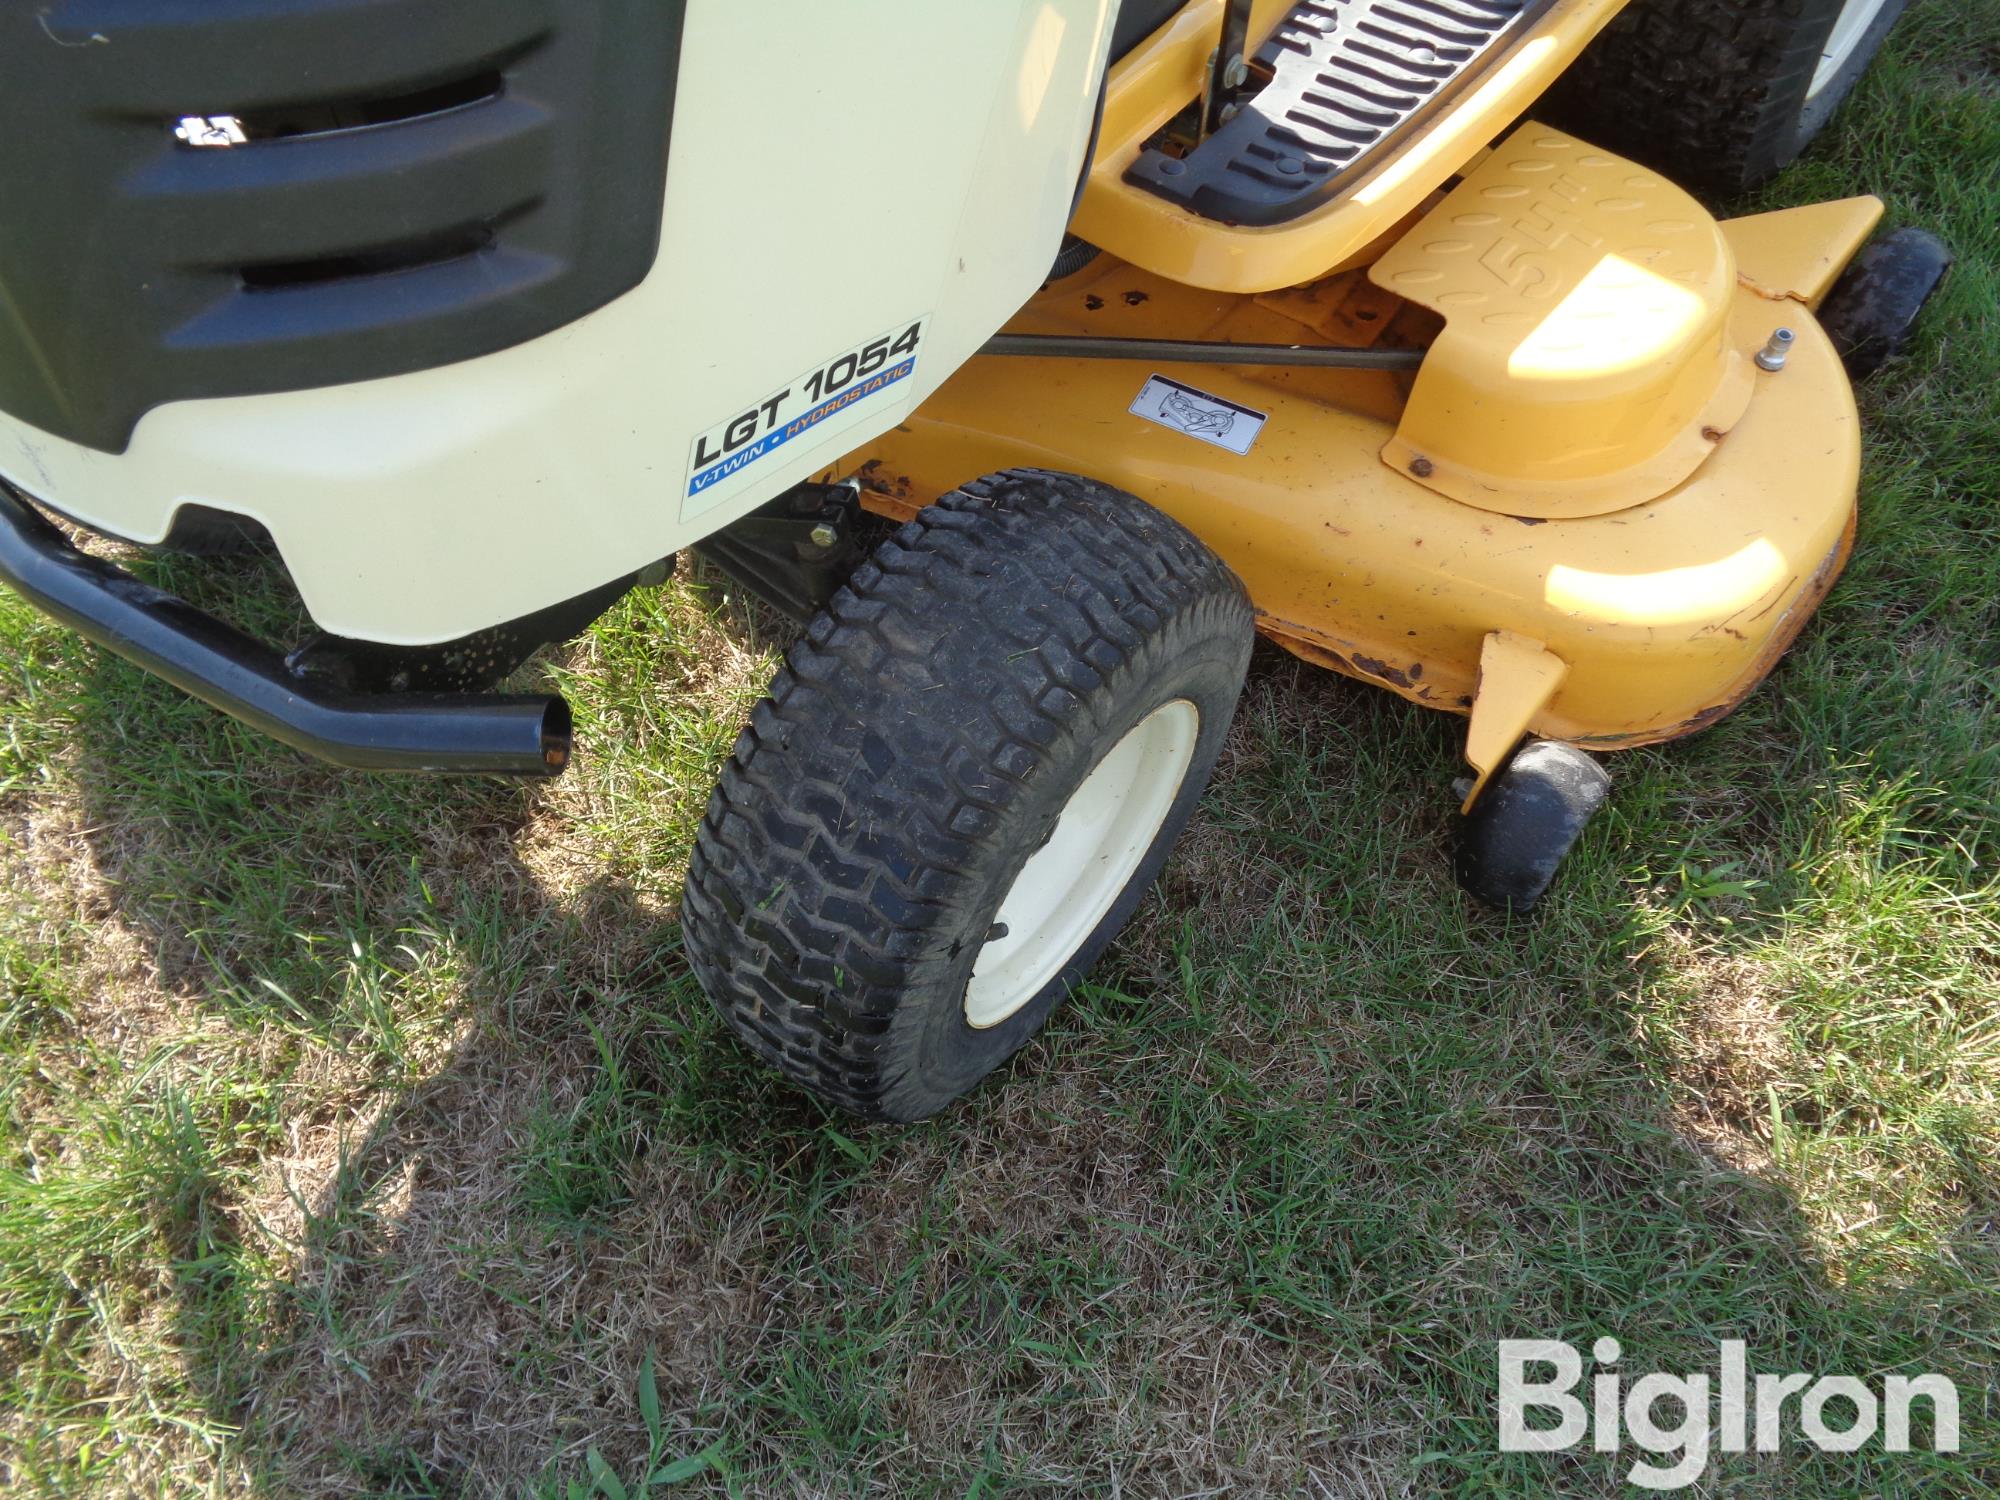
(0, 0, 1950, 1119)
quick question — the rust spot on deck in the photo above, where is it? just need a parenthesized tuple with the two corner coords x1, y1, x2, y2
(1353, 654, 1417, 690)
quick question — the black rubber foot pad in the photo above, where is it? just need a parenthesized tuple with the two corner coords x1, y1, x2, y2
(1127, 0, 1553, 226)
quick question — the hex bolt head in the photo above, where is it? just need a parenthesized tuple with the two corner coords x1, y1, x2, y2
(1755, 327, 1796, 372)
(1223, 55, 1250, 90)
(809, 523, 840, 549)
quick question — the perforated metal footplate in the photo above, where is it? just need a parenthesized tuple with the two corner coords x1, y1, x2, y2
(1126, 0, 1555, 226)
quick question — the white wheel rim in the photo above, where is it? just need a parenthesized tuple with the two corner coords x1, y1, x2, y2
(1810, 0, 1893, 101)
(963, 700, 1200, 1030)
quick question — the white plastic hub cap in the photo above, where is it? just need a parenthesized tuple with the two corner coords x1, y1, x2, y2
(963, 700, 1200, 1030)
(1811, 0, 1894, 100)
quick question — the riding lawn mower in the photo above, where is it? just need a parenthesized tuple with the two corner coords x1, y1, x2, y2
(0, 0, 1952, 1118)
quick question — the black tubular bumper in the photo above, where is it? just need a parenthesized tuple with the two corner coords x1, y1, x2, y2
(0, 485, 571, 777)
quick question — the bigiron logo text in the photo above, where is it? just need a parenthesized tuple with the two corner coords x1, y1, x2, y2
(1498, 1338, 1960, 1490)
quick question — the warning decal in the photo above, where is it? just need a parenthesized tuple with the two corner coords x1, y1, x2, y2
(1130, 374, 1267, 456)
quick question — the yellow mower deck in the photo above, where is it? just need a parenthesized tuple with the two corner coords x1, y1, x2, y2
(839, 129, 1882, 795)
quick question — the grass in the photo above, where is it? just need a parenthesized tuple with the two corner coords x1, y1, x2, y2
(1, 4, 1996, 1492)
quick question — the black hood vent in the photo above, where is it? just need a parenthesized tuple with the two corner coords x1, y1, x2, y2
(0, 0, 686, 453)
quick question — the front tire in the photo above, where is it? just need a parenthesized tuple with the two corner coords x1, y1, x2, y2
(1545, 0, 1909, 197)
(683, 470, 1253, 1121)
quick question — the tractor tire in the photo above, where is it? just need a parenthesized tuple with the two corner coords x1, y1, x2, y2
(683, 469, 1253, 1121)
(1544, 0, 1909, 197)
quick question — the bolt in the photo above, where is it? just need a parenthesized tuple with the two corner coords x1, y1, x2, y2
(1223, 54, 1250, 90)
(1755, 327, 1796, 372)
(809, 523, 839, 549)
(1409, 456, 1436, 479)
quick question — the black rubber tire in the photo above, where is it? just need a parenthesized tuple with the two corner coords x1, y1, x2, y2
(1544, 0, 1910, 197)
(683, 469, 1254, 1121)
(1454, 741, 1611, 916)
(1818, 227, 1953, 380)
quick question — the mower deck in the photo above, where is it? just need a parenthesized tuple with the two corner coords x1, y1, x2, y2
(841, 138, 1881, 761)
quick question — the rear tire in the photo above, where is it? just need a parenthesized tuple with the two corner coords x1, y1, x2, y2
(683, 470, 1253, 1121)
(1545, 0, 1909, 197)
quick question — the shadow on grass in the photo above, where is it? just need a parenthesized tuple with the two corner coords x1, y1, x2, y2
(49, 608, 1995, 1495)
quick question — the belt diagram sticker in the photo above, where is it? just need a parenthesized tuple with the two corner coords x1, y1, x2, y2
(683, 318, 928, 516)
(1131, 374, 1267, 456)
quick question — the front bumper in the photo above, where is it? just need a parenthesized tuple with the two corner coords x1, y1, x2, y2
(0, 482, 570, 776)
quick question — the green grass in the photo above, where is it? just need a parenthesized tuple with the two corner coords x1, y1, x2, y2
(2, 4, 1997, 1492)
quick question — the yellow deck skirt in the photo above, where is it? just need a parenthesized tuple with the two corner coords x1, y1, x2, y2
(840, 174, 1877, 752)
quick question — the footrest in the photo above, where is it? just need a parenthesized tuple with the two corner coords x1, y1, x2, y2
(1126, 0, 1555, 226)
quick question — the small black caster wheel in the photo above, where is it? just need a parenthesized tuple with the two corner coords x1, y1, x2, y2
(1454, 741, 1611, 916)
(1819, 227, 1953, 381)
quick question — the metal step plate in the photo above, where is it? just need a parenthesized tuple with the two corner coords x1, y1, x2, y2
(1126, 0, 1555, 226)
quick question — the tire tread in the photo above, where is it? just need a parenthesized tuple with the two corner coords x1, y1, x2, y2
(683, 469, 1250, 1117)
(1544, 0, 1857, 196)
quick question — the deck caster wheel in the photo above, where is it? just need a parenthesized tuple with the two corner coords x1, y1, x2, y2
(1818, 227, 1953, 381)
(1454, 741, 1611, 916)
(683, 469, 1253, 1121)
